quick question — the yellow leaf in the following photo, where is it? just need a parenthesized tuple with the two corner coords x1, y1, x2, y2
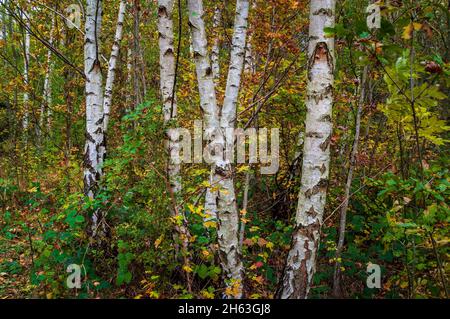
(154, 235, 163, 248)
(249, 226, 260, 232)
(182, 265, 193, 273)
(241, 218, 250, 224)
(413, 22, 422, 31)
(402, 23, 422, 40)
(203, 220, 217, 228)
(237, 165, 249, 173)
(200, 290, 214, 299)
(402, 23, 413, 40)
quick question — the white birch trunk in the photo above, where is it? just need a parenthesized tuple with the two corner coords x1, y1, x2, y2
(158, 0, 192, 290)
(216, 0, 249, 298)
(125, 47, 132, 113)
(277, 0, 336, 299)
(243, 38, 254, 73)
(243, 1, 256, 73)
(22, 13, 30, 130)
(157, 0, 181, 195)
(42, 14, 55, 132)
(211, 5, 221, 79)
(187, 0, 249, 298)
(187, 0, 220, 222)
(84, 0, 105, 236)
(102, 0, 126, 134)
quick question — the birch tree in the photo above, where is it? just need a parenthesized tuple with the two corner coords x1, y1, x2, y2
(187, 0, 249, 298)
(157, 0, 181, 196)
(103, 0, 127, 133)
(210, 4, 221, 79)
(157, 0, 192, 290)
(277, 0, 336, 299)
(42, 14, 55, 132)
(218, 0, 249, 298)
(84, 0, 105, 236)
(22, 10, 30, 131)
(84, 0, 127, 236)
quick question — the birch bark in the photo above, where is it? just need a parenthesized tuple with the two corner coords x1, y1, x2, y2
(42, 14, 55, 132)
(157, 0, 181, 195)
(217, 0, 249, 298)
(158, 0, 192, 291)
(84, 0, 105, 236)
(22, 11, 30, 130)
(187, 0, 249, 298)
(210, 5, 221, 79)
(277, 0, 336, 299)
(103, 0, 127, 133)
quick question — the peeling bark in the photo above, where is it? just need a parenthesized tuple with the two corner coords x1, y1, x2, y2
(42, 14, 55, 133)
(158, 0, 181, 193)
(211, 5, 221, 79)
(277, 0, 336, 299)
(187, 0, 249, 298)
(22, 10, 30, 131)
(187, 0, 220, 221)
(157, 0, 191, 263)
(84, 0, 105, 237)
(103, 0, 127, 134)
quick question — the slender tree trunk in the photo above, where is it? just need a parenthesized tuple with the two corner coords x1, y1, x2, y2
(218, 1, 249, 298)
(332, 65, 368, 297)
(22, 11, 30, 131)
(243, 1, 256, 74)
(158, 0, 181, 196)
(125, 47, 132, 113)
(84, 0, 105, 237)
(103, 0, 126, 134)
(158, 0, 192, 291)
(187, 0, 249, 298)
(42, 14, 55, 133)
(187, 0, 220, 223)
(277, 0, 336, 299)
(239, 170, 250, 248)
(132, 0, 142, 106)
(211, 4, 222, 80)
(204, 3, 220, 219)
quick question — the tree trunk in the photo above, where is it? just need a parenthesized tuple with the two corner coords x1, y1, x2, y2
(158, 0, 192, 291)
(211, 4, 221, 80)
(103, 0, 127, 134)
(158, 0, 181, 196)
(187, 0, 249, 298)
(277, 0, 336, 299)
(332, 65, 368, 297)
(42, 14, 55, 133)
(84, 0, 105, 237)
(22, 11, 30, 131)
(239, 170, 250, 248)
